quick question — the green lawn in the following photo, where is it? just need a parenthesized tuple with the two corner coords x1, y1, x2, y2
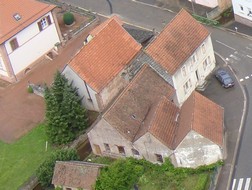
(0, 124, 53, 189)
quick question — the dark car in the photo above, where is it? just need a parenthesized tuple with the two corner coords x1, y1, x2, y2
(215, 69, 234, 88)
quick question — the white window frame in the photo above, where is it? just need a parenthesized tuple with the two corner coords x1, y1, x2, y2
(181, 65, 187, 77)
(201, 43, 206, 54)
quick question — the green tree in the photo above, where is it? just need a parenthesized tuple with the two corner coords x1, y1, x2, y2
(95, 158, 144, 190)
(36, 148, 79, 188)
(44, 71, 88, 145)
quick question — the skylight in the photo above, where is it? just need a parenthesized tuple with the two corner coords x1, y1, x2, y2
(13, 13, 21, 21)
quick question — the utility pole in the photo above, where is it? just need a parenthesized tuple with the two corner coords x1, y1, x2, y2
(191, 0, 195, 14)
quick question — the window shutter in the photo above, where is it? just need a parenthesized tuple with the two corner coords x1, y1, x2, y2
(10, 38, 19, 51)
(47, 15, 52, 25)
(37, 21, 42, 31)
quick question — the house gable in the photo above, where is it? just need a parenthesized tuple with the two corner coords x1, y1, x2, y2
(68, 16, 141, 93)
(0, 0, 55, 44)
(175, 130, 223, 168)
(146, 9, 209, 75)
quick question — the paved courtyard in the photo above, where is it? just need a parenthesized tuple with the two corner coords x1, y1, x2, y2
(0, 20, 99, 143)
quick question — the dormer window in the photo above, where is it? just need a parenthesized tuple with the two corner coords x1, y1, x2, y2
(13, 13, 21, 21)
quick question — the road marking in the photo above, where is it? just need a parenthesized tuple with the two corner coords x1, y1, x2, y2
(245, 76, 250, 79)
(251, 74, 252, 76)
(247, 55, 252, 59)
(232, 179, 236, 190)
(246, 46, 252, 50)
(216, 40, 236, 50)
(230, 54, 241, 61)
(237, 178, 244, 190)
(240, 79, 244, 82)
(244, 178, 251, 190)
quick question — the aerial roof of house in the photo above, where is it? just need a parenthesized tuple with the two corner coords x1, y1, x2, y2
(52, 161, 104, 190)
(175, 91, 224, 147)
(103, 65, 175, 142)
(0, 0, 55, 44)
(146, 9, 209, 75)
(103, 65, 223, 148)
(68, 16, 141, 92)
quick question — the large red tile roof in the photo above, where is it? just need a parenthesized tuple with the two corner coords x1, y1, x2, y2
(104, 65, 175, 142)
(68, 16, 141, 92)
(0, 0, 55, 44)
(176, 91, 224, 147)
(146, 9, 209, 75)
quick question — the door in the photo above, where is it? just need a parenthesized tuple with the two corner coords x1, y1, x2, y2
(94, 144, 101, 155)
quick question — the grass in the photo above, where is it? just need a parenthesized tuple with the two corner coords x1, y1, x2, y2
(0, 124, 54, 190)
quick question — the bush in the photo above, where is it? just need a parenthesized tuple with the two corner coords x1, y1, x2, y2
(63, 12, 75, 25)
(27, 85, 33, 93)
(36, 148, 79, 188)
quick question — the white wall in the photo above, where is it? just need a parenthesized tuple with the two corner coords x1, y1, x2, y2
(0, 55, 8, 76)
(172, 36, 215, 106)
(232, 0, 252, 21)
(189, 0, 218, 8)
(175, 130, 223, 168)
(62, 65, 100, 111)
(4, 12, 60, 74)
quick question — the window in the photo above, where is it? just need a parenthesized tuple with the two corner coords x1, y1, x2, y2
(192, 54, 197, 63)
(181, 65, 187, 77)
(240, 5, 243, 11)
(0, 57, 3, 70)
(201, 43, 206, 54)
(104, 143, 111, 152)
(155, 154, 163, 163)
(203, 59, 208, 70)
(118, 146, 125, 155)
(10, 38, 19, 51)
(37, 15, 52, 31)
(131, 149, 140, 156)
(183, 79, 192, 94)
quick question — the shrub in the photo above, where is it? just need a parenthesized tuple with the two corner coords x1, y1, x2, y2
(27, 85, 33, 93)
(63, 12, 75, 25)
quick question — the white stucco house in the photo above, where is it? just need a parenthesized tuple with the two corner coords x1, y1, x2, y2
(0, 0, 62, 82)
(232, 0, 252, 27)
(145, 9, 216, 107)
(87, 65, 225, 168)
(62, 16, 141, 112)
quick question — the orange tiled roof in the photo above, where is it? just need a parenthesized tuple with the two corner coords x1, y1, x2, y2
(148, 97, 179, 149)
(52, 161, 104, 189)
(0, 0, 55, 44)
(177, 91, 224, 147)
(146, 9, 209, 75)
(68, 16, 141, 92)
(104, 65, 175, 142)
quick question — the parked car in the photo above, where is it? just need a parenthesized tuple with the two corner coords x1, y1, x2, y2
(215, 69, 234, 88)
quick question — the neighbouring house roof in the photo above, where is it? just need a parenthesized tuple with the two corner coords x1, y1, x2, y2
(89, 15, 123, 37)
(146, 9, 210, 75)
(0, 0, 55, 44)
(68, 16, 141, 92)
(52, 161, 104, 190)
(175, 91, 224, 147)
(103, 65, 175, 142)
(143, 96, 180, 149)
(123, 25, 154, 47)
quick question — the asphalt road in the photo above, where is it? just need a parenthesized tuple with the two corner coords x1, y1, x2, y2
(62, 0, 252, 189)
